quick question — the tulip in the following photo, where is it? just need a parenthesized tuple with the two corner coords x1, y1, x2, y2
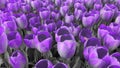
(82, 12, 95, 27)
(24, 34, 35, 48)
(55, 0, 61, 6)
(52, 62, 68, 68)
(103, 34, 120, 51)
(0, 0, 7, 10)
(87, 46, 109, 68)
(97, 24, 110, 40)
(16, 14, 28, 29)
(44, 19, 57, 32)
(34, 31, 53, 53)
(84, 37, 101, 47)
(2, 21, 17, 34)
(84, 0, 96, 9)
(31, 0, 42, 10)
(100, 5, 114, 22)
(60, 5, 69, 16)
(93, 3, 103, 11)
(0, 26, 8, 54)
(51, 10, 60, 20)
(39, 8, 50, 20)
(111, 52, 120, 63)
(79, 28, 92, 44)
(9, 50, 27, 68)
(65, 13, 74, 23)
(55, 26, 70, 42)
(7, 31, 22, 48)
(35, 59, 53, 68)
(57, 34, 76, 58)
(20, 3, 31, 13)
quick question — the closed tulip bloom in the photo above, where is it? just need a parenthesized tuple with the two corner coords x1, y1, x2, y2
(34, 31, 53, 53)
(24, 34, 35, 48)
(16, 14, 28, 29)
(51, 10, 60, 20)
(100, 6, 114, 22)
(9, 50, 27, 68)
(0, 26, 8, 54)
(94, 3, 103, 11)
(2, 21, 17, 34)
(57, 34, 76, 58)
(31, 0, 42, 10)
(35, 59, 53, 68)
(79, 28, 92, 44)
(52, 62, 68, 68)
(111, 52, 120, 63)
(84, 0, 96, 9)
(104, 34, 120, 51)
(55, 26, 70, 42)
(7, 31, 22, 48)
(39, 8, 50, 20)
(55, 0, 61, 6)
(0, 0, 7, 10)
(44, 19, 56, 32)
(20, 3, 31, 13)
(72, 23, 81, 37)
(60, 5, 69, 16)
(97, 24, 110, 39)
(82, 12, 95, 27)
(65, 14, 74, 23)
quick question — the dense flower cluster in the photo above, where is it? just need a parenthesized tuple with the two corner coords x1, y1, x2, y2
(0, 0, 120, 68)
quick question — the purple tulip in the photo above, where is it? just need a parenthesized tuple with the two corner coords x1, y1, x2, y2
(0, 26, 8, 54)
(72, 23, 81, 37)
(34, 31, 53, 53)
(57, 34, 76, 58)
(7, 31, 22, 48)
(74, 2, 86, 20)
(55, 0, 61, 6)
(9, 50, 27, 68)
(52, 62, 68, 68)
(79, 28, 92, 44)
(39, 8, 50, 20)
(97, 24, 110, 40)
(103, 33, 120, 51)
(84, 0, 96, 9)
(29, 16, 41, 28)
(114, 0, 120, 10)
(55, 26, 70, 42)
(20, 3, 31, 13)
(84, 37, 101, 47)
(93, 3, 103, 11)
(24, 34, 35, 48)
(44, 19, 57, 32)
(35, 59, 53, 68)
(100, 5, 114, 22)
(2, 21, 17, 34)
(55, 20, 63, 29)
(60, 5, 69, 16)
(65, 13, 74, 23)
(87, 46, 109, 68)
(51, 10, 60, 20)
(31, 0, 42, 10)
(16, 14, 28, 29)
(82, 12, 95, 27)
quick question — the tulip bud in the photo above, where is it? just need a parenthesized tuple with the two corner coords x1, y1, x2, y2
(9, 50, 27, 68)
